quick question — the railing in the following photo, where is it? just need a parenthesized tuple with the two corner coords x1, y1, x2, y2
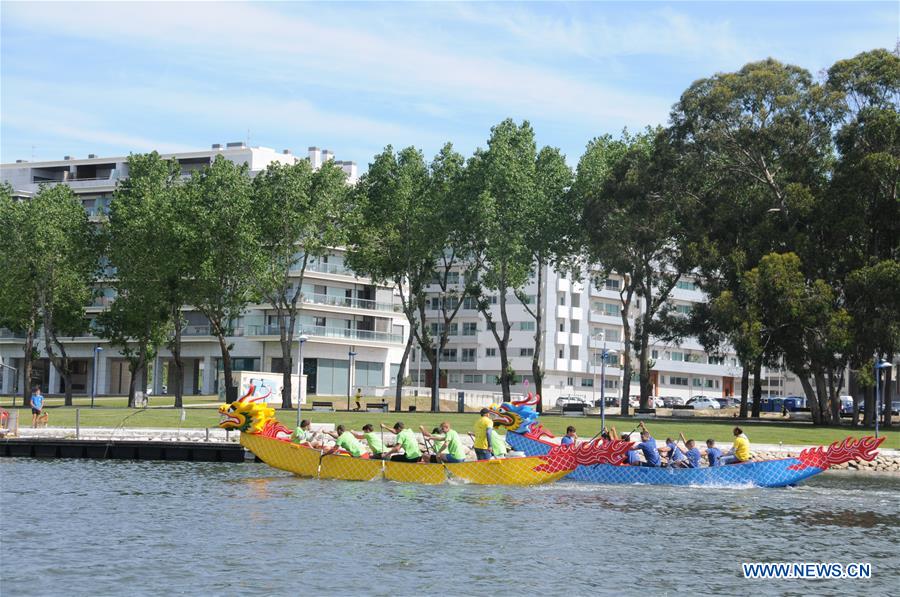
(246, 324, 403, 344)
(181, 325, 245, 337)
(304, 261, 357, 276)
(0, 328, 27, 339)
(302, 292, 400, 313)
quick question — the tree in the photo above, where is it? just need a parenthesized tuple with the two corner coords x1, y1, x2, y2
(108, 152, 192, 407)
(0, 184, 39, 403)
(253, 159, 347, 409)
(183, 155, 258, 403)
(578, 129, 696, 411)
(466, 119, 539, 402)
(516, 146, 576, 406)
(26, 185, 97, 405)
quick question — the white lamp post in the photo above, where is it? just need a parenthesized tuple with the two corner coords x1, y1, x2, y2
(91, 346, 103, 408)
(296, 333, 308, 427)
(601, 345, 617, 433)
(875, 359, 893, 438)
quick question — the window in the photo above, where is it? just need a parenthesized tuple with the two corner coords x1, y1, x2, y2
(571, 320, 580, 333)
(693, 378, 703, 387)
(593, 328, 619, 342)
(705, 379, 715, 388)
(490, 295, 498, 305)
(675, 304, 692, 316)
(558, 346, 564, 358)
(461, 348, 476, 362)
(605, 379, 618, 389)
(462, 322, 478, 336)
(520, 347, 535, 357)
(571, 294, 580, 308)
(485, 348, 497, 357)
(651, 349, 659, 360)
(448, 323, 458, 336)
(447, 271, 460, 284)
(559, 320, 565, 332)
(315, 316, 326, 328)
(604, 278, 621, 291)
(570, 346, 579, 360)
(559, 293, 566, 306)
(463, 374, 482, 384)
(592, 301, 621, 316)
(441, 348, 457, 361)
(463, 296, 478, 310)
(518, 321, 535, 331)
(448, 372, 460, 383)
(677, 279, 697, 291)
(670, 351, 684, 362)
(708, 355, 725, 365)
(581, 378, 594, 387)
(521, 294, 536, 305)
(670, 376, 689, 386)
(567, 377, 574, 386)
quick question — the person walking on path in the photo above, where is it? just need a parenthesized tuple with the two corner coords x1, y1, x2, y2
(29, 385, 44, 428)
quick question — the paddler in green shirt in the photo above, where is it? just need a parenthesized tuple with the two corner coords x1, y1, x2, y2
(349, 423, 385, 459)
(381, 422, 424, 463)
(323, 425, 366, 458)
(290, 419, 322, 449)
(420, 422, 467, 463)
(490, 428, 508, 458)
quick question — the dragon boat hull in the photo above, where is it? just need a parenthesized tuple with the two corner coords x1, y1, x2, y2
(506, 431, 871, 488)
(241, 432, 571, 486)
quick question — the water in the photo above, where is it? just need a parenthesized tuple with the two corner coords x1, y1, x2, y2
(2, 459, 898, 596)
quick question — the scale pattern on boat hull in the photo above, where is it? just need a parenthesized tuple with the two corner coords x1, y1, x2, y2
(506, 432, 825, 487)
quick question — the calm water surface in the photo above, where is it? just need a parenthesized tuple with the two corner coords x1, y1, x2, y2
(2, 459, 898, 596)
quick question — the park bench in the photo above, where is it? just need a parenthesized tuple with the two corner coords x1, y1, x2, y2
(366, 402, 388, 413)
(562, 403, 586, 417)
(311, 401, 334, 412)
(634, 408, 657, 419)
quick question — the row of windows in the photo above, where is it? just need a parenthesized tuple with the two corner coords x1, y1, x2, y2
(651, 350, 738, 367)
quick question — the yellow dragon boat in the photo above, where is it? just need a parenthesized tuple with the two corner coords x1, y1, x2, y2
(219, 394, 591, 486)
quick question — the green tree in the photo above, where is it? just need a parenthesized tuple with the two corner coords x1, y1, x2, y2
(26, 185, 97, 405)
(0, 184, 39, 403)
(183, 155, 258, 403)
(252, 159, 347, 409)
(577, 129, 696, 411)
(107, 152, 192, 407)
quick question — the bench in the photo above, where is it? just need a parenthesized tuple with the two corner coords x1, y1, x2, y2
(312, 401, 334, 412)
(366, 402, 388, 413)
(562, 404, 586, 417)
(634, 408, 657, 419)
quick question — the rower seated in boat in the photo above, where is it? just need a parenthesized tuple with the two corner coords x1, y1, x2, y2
(705, 439, 723, 466)
(560, 426, 578, 446)
(291, 419, 323, 449)
(381, 422, 425, 463)
(664, 437, 690, 468)
(610, 426, 640, 465)
(636, 422, 662, 467)
(323, 425, 368, 458)
(349, 424, 385, 459)
(472, 409, 495, 461)
(420, 422, 467, 463)
(721, 427, 751, 465)
(677, 433, 701, 468)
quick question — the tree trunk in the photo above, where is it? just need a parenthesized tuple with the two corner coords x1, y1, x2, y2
(530, 264, 544, 412)
(739, 362, 750, 419)
(171, 307, 184, 408)
(42, 318, 73, 406)
(216, 331, 235, 403)
(827, 369, 842, 425)
(619, 306, 632, 418)
(637, 304, 652, 410)
(751, 358, 762, 418)
(280, 336, 293, 410)
(883, 362, 894, 429)
(127, 358, 140, 408)
(863, 382, 874, 427)
(799, 374, 822, 425)
(22, 326, 35, 406)
(395, 333, 413, 412)
(140, 361, 149, 402)
(814, 371, 830, 425)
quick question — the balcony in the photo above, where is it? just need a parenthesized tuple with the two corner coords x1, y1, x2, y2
(0, 328, 27, 339)
(181, 325, 244, 337)
(246, 324, 403, 344)
(303, 292, 400, 313)
(304, 261, 357, 276)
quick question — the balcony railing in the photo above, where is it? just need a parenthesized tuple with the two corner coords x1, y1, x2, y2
(246, 324, 403, 344)
(181, 325, 245, 337)
(0, 328, 27, 339)
(302, 292, 400, 313)
(304, 261, 357, 276)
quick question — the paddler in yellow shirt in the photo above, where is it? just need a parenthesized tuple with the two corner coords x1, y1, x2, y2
(721, 426, 751, 465)
(472, 408, 495, 460)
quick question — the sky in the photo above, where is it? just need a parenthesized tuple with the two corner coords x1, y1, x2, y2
(1, 1, 897, 168)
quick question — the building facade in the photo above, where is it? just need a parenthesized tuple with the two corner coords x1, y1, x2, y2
(0, 144, 410, 399)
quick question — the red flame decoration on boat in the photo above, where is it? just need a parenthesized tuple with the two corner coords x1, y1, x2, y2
(533, 439, 634, 473)
(259, 419, 293, 442)
(788, 436, 884, 471)
(524, 424, 555, 440)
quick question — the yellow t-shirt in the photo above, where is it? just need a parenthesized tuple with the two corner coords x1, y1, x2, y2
(473, 416, 493, 450)
(733, 434, 750, 461)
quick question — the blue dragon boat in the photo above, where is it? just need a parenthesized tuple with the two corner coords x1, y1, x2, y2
(489, 399, 884, 488)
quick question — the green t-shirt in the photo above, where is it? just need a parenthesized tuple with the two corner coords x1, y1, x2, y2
(490, 430, 508, 456)
(364, 431, 385, 454)
(432, 438, 446, 454)
(396, 428, 422, 459)
(335, 431, 363, 457)
(443, 429, 467, 461)
(291, 428, 312, 444)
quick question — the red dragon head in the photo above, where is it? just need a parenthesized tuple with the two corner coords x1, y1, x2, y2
(788, 436, 885, 471)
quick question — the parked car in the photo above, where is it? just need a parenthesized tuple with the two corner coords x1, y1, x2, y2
(686, 396, 721, 410)
(653, 397, 665, 408)
(716, 397, 740, 409)
(839, 395, 854, 414)
(891, 401, 900, 416)
(661, 395, 685, 407)
(556, 395, 590, 409)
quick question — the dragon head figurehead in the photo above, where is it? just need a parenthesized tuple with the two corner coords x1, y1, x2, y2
(218, 382, 279, 434)
(487, 392, 542, 434)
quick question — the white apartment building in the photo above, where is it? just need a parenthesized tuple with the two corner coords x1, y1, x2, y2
(0, 144, 410, 398)
(412, 264, 750, 405)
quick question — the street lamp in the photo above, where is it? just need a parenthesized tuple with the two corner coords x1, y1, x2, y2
(600, 345, 618, 433)
(875, 359, 893, 438)
(431, 340, 441, 412)
(91, 346, 103, 408)
(347, 347, 357, 411)
(296, 332, 309, 427)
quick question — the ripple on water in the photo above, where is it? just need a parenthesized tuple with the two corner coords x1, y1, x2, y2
(1, 459, 898, 596)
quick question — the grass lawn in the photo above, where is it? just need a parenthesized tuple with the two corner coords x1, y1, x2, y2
(3, 399, 898, 448)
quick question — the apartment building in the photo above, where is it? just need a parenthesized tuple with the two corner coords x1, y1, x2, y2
(0, 145, 410, 398)
(412, 264, 748, 404)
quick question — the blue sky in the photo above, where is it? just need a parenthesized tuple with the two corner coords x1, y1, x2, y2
(1, 1, 897, 168)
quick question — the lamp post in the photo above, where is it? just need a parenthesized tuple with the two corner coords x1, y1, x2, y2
(431, 340, 440, 412)
(347, 347, 357, 411)
(0, 358, 17, 407)
(600, 345, 617, 433)
(875, 359, 893, 438)
(296, 333, 308, 427)
(91, 346, 103, 408)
